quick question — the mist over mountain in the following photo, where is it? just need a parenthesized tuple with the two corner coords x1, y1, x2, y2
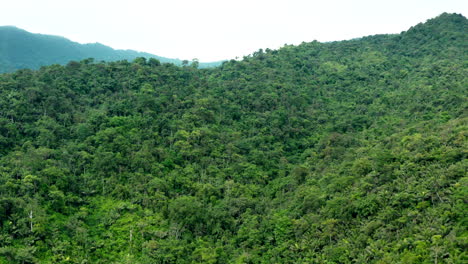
(0, 13, 466, 263)
(0, 26, 222, 73)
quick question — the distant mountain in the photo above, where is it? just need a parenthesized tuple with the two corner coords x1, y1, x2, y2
(0, 26, 222, 73)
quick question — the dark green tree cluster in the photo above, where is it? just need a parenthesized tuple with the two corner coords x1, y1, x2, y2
(0, 13, 466, 263)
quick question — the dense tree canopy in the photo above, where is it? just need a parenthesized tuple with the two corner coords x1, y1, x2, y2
(0, 13, 466, 263)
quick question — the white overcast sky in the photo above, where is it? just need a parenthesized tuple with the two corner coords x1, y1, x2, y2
(1, 0, 467, 61)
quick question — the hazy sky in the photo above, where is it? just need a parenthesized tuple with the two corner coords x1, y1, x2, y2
(1, 0, 467, 61)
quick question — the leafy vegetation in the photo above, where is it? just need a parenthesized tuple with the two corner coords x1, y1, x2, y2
(0, 26, 221, 73)
(0, 13, 466, 263)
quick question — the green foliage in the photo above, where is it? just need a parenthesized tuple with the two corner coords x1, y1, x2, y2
(0, 13, 467, 263)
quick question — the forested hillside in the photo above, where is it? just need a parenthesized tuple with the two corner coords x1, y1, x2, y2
(0, 13, 466, 263)
(0, 26, 221, 73)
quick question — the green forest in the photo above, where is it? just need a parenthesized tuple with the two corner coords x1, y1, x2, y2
(0, 13, 466, 263)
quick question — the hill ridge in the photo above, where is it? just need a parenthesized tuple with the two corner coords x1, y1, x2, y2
(0, 26, 222, 73)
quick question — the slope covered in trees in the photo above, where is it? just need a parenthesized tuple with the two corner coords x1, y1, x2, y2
(0, 13, 466, 263)
(0, 26, 221, 73)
